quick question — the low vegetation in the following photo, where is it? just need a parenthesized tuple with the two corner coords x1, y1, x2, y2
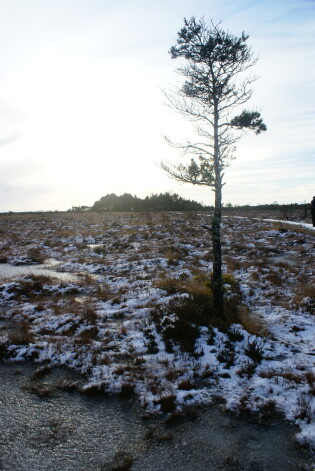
(0, 210, 314, 448)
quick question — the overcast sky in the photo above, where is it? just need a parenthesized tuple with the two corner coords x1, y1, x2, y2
(0, 0, 314, 211)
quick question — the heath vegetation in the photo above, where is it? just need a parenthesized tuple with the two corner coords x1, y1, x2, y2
(0, 210, 314, 447)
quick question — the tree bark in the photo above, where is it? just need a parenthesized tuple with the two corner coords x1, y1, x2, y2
(211, 102, 224, 320)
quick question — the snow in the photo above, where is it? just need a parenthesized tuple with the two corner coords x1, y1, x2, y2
(0, 211, 314, 450)
(259, 219, 315, 231)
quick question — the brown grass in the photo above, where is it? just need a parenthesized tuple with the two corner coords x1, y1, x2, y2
(236, 307, 269, 336)
(155, 275, 212, 297)
(224, 255, 243, 271)
(8, 321, 35, 345)
(27, 247, 46, 263)
(293, 283, 315, 314)
(76, 326, 99, 344)
(259, 368, 315, 385)
(81, 303, 97, 324)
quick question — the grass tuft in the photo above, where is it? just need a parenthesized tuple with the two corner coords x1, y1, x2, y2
(243, 338, 264, 363)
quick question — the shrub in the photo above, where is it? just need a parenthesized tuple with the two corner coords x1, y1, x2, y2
(81, 303, 97, 324)
(97, 285, 111, 302)
(93, 245, 107, 255)
(8, 321, 35, 345)
(227, 326, 244, 342)
(142, 325, 159, 354)
(151, 296, 205, 354)
(154, 277, 182, 295)
(22, 382, 54, 398)
(258, 399, 277, 424)
(216, 341, 235, 368)
(100, 451, 134, 471)
(178, 379, 195, 390)
(224, 255, 243, 270)
(31, 366, 52, 380)
(76, 326, 98, 344)
(236, 308, 268, 337)
(237, 362, 257, 378)
(27, 247, 46, 264)
(294, 283, 315, 315)
(0, 340, 8, 359)
(155, 271, 263, 347)
(158, 395, 177, 413)
(119, 383, 135, 398)
(243, 338, 264, 363)
(295, 393, 313, 423)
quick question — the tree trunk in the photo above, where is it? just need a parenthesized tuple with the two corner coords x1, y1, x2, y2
(212, 184, 223, 320)
(211, 103, 224, 321)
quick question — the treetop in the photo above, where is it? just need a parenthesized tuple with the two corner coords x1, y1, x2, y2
(170, 17, 252, 68)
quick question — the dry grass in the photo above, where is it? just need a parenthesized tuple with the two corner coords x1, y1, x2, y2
(76, 326, 99, 344)
(8, 321, 35, 345)
(224, 255, 243, 271)
(1, 210, 313, 413)
(236, 308, 269, 337)
(155, 274, 212, 297)
(293, 283, 315, 314)
(259, 369, 304, 383)
(155, 271, 268, 335)
(99, 451, 134, 471)
(265, 270, 283, 287)
(27, 247, 46, 263)
(81, 303, 97, 324)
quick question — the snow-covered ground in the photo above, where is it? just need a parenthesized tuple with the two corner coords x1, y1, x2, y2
(0, 211, 314, 448)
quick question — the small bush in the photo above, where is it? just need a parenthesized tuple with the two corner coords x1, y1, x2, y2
(23, 382, 54, 398)
(216, 341, 235, 368)
(207, 328, 216, 345)
(243, 338, 264, 363)
(81, 303, 97, 324)
(155, 275, 212, 298)
(151, 297, 204, 354)
(178, 379, 195, 390)
(295, 394, 313, 423)
(236, 308, 268, 337)
(237, 362, 257, 378)
(76, 326, 99, 344)
(158, 395, 177, 413)
(27, 247, 46, 264)
(258, 399, 277, 424)
(5, 279, 44, 299)
(154, 277, 182, 295)
(142, 325, 159, 354)
(97, 285, 111, 301)
(165, 369, 182, 381)
(294, 284, 315, 314)
(93, 245, 107, 255)
(163, 247, 181, 265)
(31, 366, 52, 380)
(100, 451, 134, 471)
(9, 322, 35, 346)
(0, 341, 8, 359)
(227, 326, 244, 342)
(224, 255, 242, 271)
(119, 383, 135, 398)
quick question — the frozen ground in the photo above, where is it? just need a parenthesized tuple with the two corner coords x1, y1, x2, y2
(0, 211, 314, 450)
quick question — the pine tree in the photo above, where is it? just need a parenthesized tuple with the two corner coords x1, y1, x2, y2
(162, 18, 266, 320)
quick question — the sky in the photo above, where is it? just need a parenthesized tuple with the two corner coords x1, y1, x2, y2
(0, 0, 314, 211)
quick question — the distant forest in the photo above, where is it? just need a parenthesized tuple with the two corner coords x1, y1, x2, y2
(66, 194, 311, 214)
(89, 192, 207, 212)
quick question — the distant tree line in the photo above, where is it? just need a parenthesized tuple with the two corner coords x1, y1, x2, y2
(66, 199, 311, 214)
(91, 192, 207, 212)
(223, 202, 308, 211)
